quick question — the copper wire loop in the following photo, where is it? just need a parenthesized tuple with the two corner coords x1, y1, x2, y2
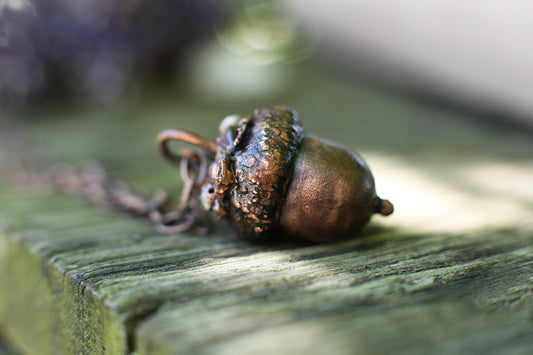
(149, 149, 212, 234)
(154, 130, 216, 234)
(158, 129, 217, 166)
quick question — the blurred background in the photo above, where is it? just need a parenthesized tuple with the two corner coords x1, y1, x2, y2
(2, 0, 533, 129)
(1, 3, 532, 353)
(0, 0, 532, 233)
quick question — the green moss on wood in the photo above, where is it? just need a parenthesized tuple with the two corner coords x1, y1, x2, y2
(0, 234, 127, 355)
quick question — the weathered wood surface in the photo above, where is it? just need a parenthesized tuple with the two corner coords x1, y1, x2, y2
(1, 66, 532, 354)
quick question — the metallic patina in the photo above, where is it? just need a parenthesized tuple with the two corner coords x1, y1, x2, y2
(158, 105, 393, 242)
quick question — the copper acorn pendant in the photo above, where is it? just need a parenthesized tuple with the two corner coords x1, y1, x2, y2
(158, 106, 393, 242)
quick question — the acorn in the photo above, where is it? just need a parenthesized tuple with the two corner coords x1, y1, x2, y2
(158, 105, 393, 242)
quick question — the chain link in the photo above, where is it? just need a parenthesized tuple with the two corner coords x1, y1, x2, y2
(0, 114, 212, 235)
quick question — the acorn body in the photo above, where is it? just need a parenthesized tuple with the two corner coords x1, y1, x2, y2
(279, 135, 378, 242)
(201, 106, 393, 242)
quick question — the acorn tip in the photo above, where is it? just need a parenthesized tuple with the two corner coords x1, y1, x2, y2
(377, 199, 394, 216)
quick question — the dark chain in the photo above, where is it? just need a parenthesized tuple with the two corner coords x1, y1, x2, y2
(0, 115, 211, 234)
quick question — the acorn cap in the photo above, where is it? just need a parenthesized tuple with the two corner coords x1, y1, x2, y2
(213, 106, 304, 239)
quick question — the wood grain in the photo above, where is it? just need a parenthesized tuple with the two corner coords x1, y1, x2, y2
(1, 64, 532, 354)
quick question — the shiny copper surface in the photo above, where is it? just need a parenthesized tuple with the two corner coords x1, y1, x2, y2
(159, 105, 393, 242)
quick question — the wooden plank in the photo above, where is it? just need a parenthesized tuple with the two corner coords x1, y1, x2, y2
(0, 335, 18, 355)
(1, 65, 533, 354)
(1, 188, 531, 354)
